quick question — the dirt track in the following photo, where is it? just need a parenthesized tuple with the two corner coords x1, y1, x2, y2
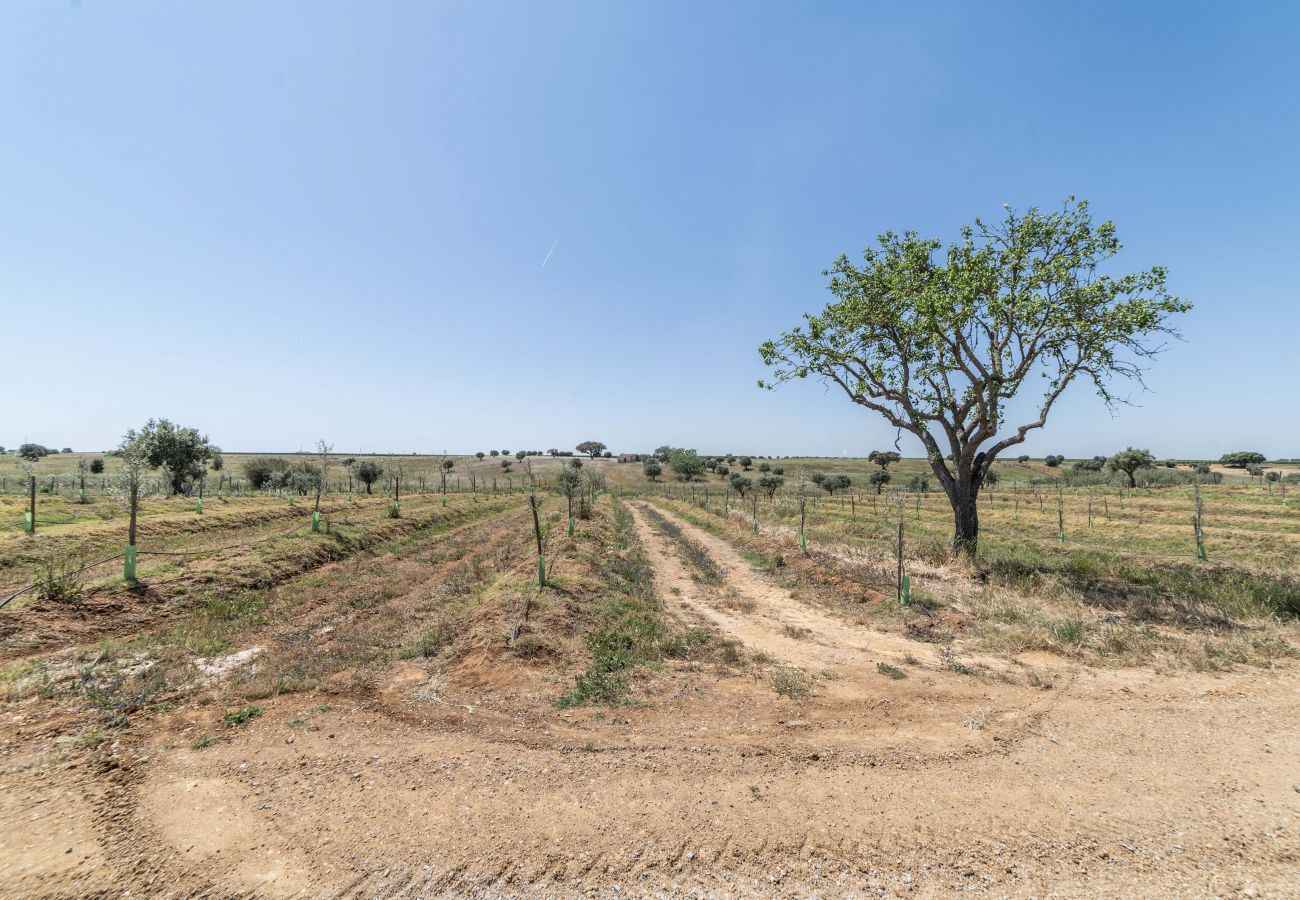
(2, 502, 1298, 897)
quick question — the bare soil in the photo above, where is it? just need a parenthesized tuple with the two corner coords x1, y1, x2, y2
(1, 503, 1297, 898)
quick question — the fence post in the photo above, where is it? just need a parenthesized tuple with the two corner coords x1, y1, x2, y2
(1192, 483, 1207, 561)
(896, 520, 907, 604)
(27, 476, 36, 534)
(530, 494, 545, 588)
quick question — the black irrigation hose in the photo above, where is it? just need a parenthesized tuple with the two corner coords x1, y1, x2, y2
(0, 492, 513, 612)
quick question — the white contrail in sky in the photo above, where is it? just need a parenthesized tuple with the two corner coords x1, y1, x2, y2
(541, 221, 568, 266)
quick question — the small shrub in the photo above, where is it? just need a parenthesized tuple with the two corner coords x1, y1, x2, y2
(770, 665, 814, 699)
(511, 633, 556, 659)
(876, 662, 907, 679)
(1053, 617, 1086, 646)
(222, 705, 263, 727)
(191, 734, 221, 750)
(34, 554, 86, 605)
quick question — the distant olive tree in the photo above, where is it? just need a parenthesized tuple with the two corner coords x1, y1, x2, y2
(1219, 451, 1266, 469)
(124, 419, 219, 495)
(758, 474, 784, 498)
(668, 449, 706, 482)
(355, 460, 383, 494)
(1106, 447, 1154, 487)
(729, 474, 753, 497)
(576, 441, 607, 458)
(89, 458, 105, 474)
(868, 450, 900, 470)
(643, 459, 662, 481)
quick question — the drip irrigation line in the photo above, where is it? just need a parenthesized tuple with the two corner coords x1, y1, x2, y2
(0, 492, 527, 613)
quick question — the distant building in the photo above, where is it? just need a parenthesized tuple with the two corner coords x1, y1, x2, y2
(618, 453, 640, 463)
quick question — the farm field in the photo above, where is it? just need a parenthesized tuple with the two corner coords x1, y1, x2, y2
(2, 455, 1298, 897)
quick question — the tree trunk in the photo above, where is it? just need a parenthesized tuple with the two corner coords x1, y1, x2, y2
(1125, 471, 1136, 488)
(128, 484, 139, 546)
(951, 489, 979, 558)
(931, 458, 981, 559)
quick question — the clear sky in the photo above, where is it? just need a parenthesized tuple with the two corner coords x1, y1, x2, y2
(3, 1, 1297, 458)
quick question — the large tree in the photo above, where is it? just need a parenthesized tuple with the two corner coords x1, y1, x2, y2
(124, 418, 219, 495)
(759, 199, 1188, 558)
(1107, 447, 1154, 488)
(576, 441, 607, 458)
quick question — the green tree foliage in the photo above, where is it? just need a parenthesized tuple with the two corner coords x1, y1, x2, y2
(124, 419, 218, 494)
(516, 451, 526, 461)
(1073, 455, 1107, 471)
(729, 474, 753, 496)
(476, 452, 486, 460)
(739, 457, 753, 471)
(354, 460, 384, 494)
(243, 457, 287, 490)
(868, 450, 901, 470)
(664, 448, 705, 482)
(18, 443, 52, 461)
(759, 200, 1189, 557)
(758, 461, 772, 473)
(1016, 454, 1030, 463)
(642, 459, 662, 481)
(1044, 454, 1065, 468)
(576, 441, 607, 458)
(758, 474, 784, 498)
(869, 469, 891, 493)
(89, 458, 105, 474)
(1219, 451, 1266, 469)
(1107, 447, 1155, 487)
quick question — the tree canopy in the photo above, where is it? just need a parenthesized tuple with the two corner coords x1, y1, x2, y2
(1219, 451, 1266, 469)
(123, 419, 218, 495)
(759, 199, 1188, 556)
(1107, 447, 1155, 487)
(666, 448, 706, 482)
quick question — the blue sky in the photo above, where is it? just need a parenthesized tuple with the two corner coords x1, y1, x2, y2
(2, 1, 1297, 458)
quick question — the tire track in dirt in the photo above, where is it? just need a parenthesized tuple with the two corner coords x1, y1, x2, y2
(629, 501, 936, 674)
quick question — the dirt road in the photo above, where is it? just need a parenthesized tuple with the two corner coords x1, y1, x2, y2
(2, 502, 1297, 897)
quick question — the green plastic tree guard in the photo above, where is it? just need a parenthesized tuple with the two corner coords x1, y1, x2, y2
(537, 554, 546, 588)
(124, 545, 137, 582)
(568, 517, 574, 537)
(196, 498, 203, 514)
(24, 511, 34, 534)
(312, 510, 320, 533)
(900, 574, 911, 606)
